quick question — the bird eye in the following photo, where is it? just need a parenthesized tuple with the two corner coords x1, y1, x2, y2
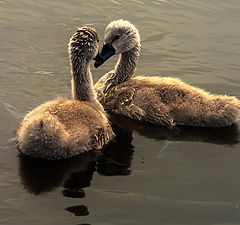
(112, 35, 120, 43)
(97, 39, 99, 43)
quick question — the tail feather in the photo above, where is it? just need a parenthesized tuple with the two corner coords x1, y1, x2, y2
(212, 96, 240, 126)
(17, 115, 71, 160)
(197, 96, 240, 127)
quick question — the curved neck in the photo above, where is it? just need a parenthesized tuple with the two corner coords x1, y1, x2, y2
(114, 45, 140, 84)
(70, 56, 95, 102)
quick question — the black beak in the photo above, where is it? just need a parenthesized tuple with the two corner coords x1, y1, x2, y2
(94, 43, 115, 68)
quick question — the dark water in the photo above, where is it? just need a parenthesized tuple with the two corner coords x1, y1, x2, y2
(1, 0, 240, 224)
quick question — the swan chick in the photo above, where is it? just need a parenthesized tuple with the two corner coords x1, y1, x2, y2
(94, 19, 240, 127)
(17, 26, 114, 160)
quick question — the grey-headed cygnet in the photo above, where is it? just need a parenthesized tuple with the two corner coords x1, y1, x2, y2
(94, 19, 240, 127)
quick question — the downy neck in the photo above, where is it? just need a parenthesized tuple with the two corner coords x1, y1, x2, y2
(114, 44, 140, 84)
(70, 57, 95, 102)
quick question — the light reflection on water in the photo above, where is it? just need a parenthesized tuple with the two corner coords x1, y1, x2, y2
(1, 0, 240, 224)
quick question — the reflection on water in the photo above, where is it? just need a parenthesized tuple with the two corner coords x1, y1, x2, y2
(18, 114, 240, 219)
(97, 125, 134, 176)
(109, 113, 240, 146)
(1, 0, 240, 224)
(18, 127, 134, 217)
(18, 152, 97, 195)
(19, 152, 96, 216)
(65, 205, 89, 217)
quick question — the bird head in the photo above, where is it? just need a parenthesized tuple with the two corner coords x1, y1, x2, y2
(69, 26, 99, 61)
(94, 19, 140, 68)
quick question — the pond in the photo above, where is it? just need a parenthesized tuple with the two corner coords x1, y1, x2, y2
(1, 0, 240, 224)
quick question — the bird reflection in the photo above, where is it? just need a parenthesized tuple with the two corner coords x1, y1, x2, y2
(18, 124, 134, 195)
(18, 151, 97, 217)
(18, 113, 239, 218)
(18, 152, 98, 195)
(18, 114, 240, 194)
(18, 112, 239, 189)
(18, 126, 134, 217)
(97, 122, 134, 176)
(108, 113, 240, 146)
(62, 162, 96, 198)
(65, 205, 89, 216)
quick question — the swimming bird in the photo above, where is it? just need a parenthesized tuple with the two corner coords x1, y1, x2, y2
(16, 26, 114, 160)
(94, 19, 240, 127)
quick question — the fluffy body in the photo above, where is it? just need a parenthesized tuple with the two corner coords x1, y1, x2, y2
(94, 19, 240, 127)
(97, 76, 240, 127)
(17, 27, 114, 160)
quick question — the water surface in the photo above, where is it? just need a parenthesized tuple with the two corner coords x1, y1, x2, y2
(1, 0, 240, 224)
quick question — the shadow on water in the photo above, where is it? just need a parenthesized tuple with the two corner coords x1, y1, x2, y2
(97, 125, 134, 176)
(18, 152, 97, 195)
(18, 113, 240, 217)
(18, 152, 97, 217)
(18, 129, 134, 195)
(108, 113, 240, 146)
(17, 126, 134, 217)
